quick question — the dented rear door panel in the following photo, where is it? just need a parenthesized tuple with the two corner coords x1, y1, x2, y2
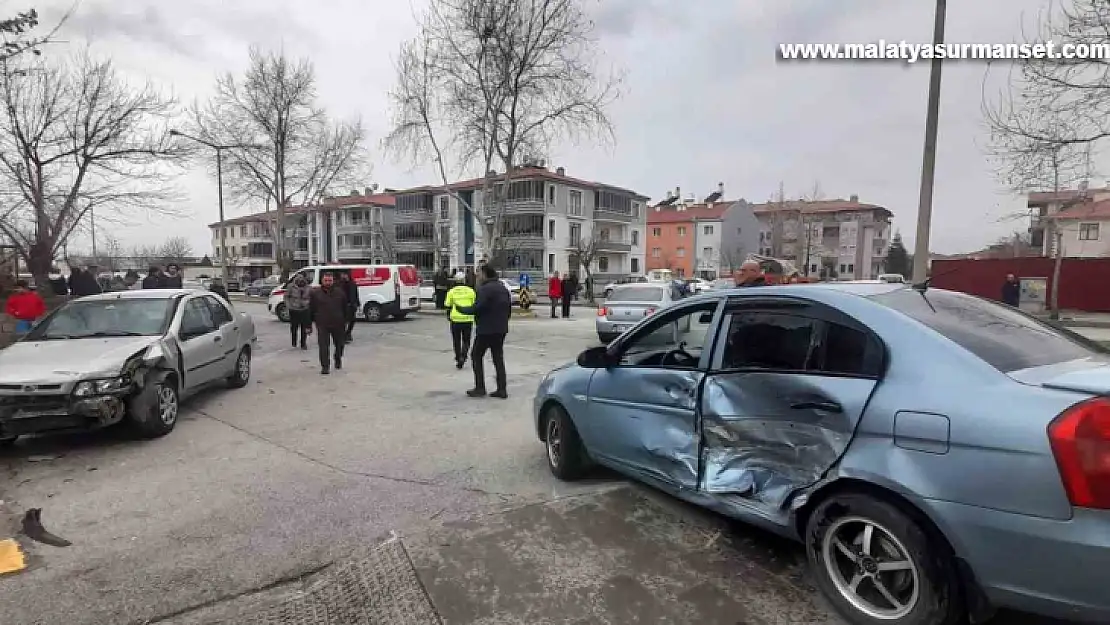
(699, 372, 877, 510)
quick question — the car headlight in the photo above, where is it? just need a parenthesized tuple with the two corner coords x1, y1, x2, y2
(73, 377, 129, 397)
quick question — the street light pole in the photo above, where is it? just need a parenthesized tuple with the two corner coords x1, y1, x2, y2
(215, 146, 227, 285)
(912, 0, 947, 284)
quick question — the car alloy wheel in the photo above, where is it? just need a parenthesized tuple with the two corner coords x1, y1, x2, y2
(237, 351, 250, 381)
(276, 304, 289, 322)
(821, 516, 921, 620)
(157, 384, 179, 426)
(546, 415, 562, 469)
(364, 303, 381, 322)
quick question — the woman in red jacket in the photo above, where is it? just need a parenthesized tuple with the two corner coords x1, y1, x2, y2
(547, 272, 562, 319)
(5, 280, 46, 335)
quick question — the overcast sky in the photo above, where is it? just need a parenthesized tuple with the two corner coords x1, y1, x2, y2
(35, 0, 1064, 257)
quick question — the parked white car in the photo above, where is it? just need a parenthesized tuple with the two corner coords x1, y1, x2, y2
(419, 280, 436, 301)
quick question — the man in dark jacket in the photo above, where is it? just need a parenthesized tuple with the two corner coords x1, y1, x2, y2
(209, 277, 229, 301)
(433, 269, 450, 309)
(339, 272, 360, 343)
(1001, 273, 1021, 307)
(734, 261, 767, 287)
(455, 265, 511, 398)
(163, 263, 183, 289)
(309, 272, 348, 374)
(141, 266, 164, 289)
(68, 266, 102, 297)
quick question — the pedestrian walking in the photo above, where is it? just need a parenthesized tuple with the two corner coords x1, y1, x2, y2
(455, 265, 511, 399)
(444, 276, 476, 369)
(163, 264, 183, 289)
(547, 271, 562, 319)
(339, 272, 360, 343)
(284, 273, 312, 350)
(1001, 273, 1021, 307)
(5, 280, 46, 336)
(560, 273, 573, 318)
(141, 266, 164, 289)
(433, 268, 450, 310)
(309, 272, 347, 374)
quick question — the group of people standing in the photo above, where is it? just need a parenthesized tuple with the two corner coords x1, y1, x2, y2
(443, 265, 512, 398)
(283, 271, 360, 375)
(546, 271, 580, 319)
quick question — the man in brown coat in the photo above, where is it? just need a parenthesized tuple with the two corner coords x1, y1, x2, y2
(309, 272, 348, 374)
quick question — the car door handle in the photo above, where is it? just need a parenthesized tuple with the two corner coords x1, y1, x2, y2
(213, 336, 222, 343)
(790, 400, 842, 413)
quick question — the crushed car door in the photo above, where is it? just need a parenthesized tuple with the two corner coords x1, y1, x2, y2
(699, 298, 883, 513)
(176, 297, 223, 389)
(583, 300, 722, 491)
(203, 295, 239, 378)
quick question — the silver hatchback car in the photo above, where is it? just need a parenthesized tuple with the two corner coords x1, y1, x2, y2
(596, 282, 685, 343)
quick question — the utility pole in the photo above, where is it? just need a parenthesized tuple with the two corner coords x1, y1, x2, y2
(911, 0, 947, 284)
(90, 206, 97, 262)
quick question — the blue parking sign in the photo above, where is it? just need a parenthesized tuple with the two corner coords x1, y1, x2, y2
(518, 272, 530, 288)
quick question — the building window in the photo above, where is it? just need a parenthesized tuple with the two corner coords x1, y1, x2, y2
(548, 253, 555, 272)
(395, 222, 434, 241)
(548, 219, 556, 240)
(702, 247, 713, 260)
(631, 258, 640, 273)
(677, 247, 686, 257)
(704, 225, 714, 235)
(631, 230, 639, 245)
(847, 263, 854, 273)
(632, 202, 640, 217)
(594, 190, 632, 214)
(439, 197, 449, 220)
(569, 222, 581, 243)
(548, 185, 555, 204)
(651, 227, 661, 237)
(839, 264, 846, 274)
(652, 247, 661, 258)
(373, 207, 382, 224)
(1080, 223, 1100, 240)
(240, 225, 247, 237)
(598, 256, 609, 272)
(502, 214, 545, 236)
(240, 245, 248, 257)
(439, 225, 450, 244)
(568, 190, 583, 216)
(677, 226, 687, 237)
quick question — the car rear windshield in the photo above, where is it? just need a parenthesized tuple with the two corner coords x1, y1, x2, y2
(28, 297, 175, 340)
(869, 289, 1104, 372)
(608, 286, 664, 302)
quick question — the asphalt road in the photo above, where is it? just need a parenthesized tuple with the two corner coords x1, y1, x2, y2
(0, 301, 1092, 624)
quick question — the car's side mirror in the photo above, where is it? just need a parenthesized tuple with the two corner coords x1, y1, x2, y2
(577, 345, 614, 368)
(698, 311, 714, 324)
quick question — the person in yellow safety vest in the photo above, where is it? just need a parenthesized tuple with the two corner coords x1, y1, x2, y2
(444, 277, 477, 369)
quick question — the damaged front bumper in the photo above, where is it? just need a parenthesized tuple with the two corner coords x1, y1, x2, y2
(0, 390, 129, 437)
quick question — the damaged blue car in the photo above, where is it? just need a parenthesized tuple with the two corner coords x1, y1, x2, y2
(534, 282, 1110, 625)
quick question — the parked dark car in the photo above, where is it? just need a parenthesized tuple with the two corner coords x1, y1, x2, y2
(244, 278, 279, 298)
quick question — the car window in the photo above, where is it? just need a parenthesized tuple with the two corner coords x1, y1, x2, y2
(870, 289, 1102, 372)
(608, 286, 664, 302)
(619, 302, 718, 367)
(180, 298, 217, 337)
(719, 311, 881, 377)
(203, 296, 234, 325)
(28, 298, 174, 339)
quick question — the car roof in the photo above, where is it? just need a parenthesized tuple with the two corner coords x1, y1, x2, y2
(75, 289, 194, 302)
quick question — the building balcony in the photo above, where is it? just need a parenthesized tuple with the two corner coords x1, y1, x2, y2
(336, 223, 374, 235)
(483, 199, 546, 215)
(245, 234, 272, 243)
(394, 209, 434, 223)
(593, 208, 633, 223)
(595, 238, 632, 253)
(500, 234, 545, 250)
(336, 247, 375, 259)
(393, 239, 434, 253)
(293, 250, 310, 260)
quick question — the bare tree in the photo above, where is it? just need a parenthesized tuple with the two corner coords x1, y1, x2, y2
(158, 236, 192, 266)
(196, 48, 367, 280)
(386, 0, 619, 257)
(797, 181, 825, 276)
(569, 228, 603, 303)
(130, 244, 159, 269)
(101, 233, 124, 271)
(0, 53, 185, 287)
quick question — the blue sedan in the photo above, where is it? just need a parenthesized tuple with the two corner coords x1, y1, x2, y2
(533, 282, 1110, 625)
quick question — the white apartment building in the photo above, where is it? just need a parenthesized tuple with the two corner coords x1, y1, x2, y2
(753, 195, 893, 280)
(208, 191, 396, 278)
(393, 164, 649, 281)
(1028, 184, 1110, 257)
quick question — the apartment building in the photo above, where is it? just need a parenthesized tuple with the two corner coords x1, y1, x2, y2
(1028, 183, 1110, 257)
(752, 195, 893, 280)
(646, 191, 731, 279)
(391, 164, 649, 282)
(208, 190, 396, 278)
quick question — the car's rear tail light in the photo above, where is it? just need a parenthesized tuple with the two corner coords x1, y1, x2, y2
(644, 307, 656, 316)
(1048, 397, 1110, 509)
(597, 306, 610, 317)
(272, 289, 285, 297)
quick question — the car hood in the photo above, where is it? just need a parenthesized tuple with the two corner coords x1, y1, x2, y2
(0, 336, 160, 384)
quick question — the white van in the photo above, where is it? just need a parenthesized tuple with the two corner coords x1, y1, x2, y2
(646, 268, 673, 283)
(268, 264, 421, 322)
